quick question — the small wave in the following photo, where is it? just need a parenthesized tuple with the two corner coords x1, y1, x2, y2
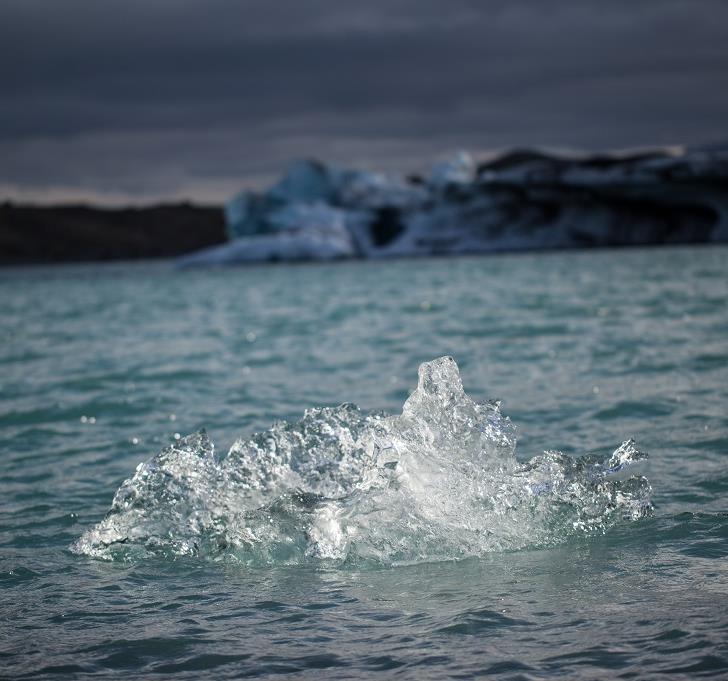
(71, 357, 652, 565)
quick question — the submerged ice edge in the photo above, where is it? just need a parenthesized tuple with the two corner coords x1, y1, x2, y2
(72, 357, 653, 565)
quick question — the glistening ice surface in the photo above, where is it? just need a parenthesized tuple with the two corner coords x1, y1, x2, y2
(73, 357, 651, 565)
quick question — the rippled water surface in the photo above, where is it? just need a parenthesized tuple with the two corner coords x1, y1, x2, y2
(2, 246, 727, 678)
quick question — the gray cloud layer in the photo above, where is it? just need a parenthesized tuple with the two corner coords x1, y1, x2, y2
(1, 0, 727, 204)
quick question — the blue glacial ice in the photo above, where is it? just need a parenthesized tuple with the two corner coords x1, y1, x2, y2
(178, 146, 728, 265)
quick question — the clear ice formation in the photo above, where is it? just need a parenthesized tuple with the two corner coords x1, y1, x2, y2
(72, 357, 653, 565)
(177, 146, 728, 265)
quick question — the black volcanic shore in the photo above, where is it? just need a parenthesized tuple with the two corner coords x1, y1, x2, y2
(0, 202, 226, 265)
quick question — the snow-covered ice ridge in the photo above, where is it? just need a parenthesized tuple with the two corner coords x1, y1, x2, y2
(179, 146, 728, 265)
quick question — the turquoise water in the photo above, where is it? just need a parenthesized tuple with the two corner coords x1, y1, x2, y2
(2, 246, 727, 677)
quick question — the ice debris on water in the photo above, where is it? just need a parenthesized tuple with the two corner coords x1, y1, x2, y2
(72, 357, 653, 565)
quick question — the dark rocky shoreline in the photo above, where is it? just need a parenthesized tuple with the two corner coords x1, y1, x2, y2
(0, 202, 226, 265)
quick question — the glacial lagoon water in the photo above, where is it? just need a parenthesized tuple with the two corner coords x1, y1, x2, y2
(2, 246, 728, 678)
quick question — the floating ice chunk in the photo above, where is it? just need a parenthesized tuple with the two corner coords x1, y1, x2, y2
(72, 358, 652, 565)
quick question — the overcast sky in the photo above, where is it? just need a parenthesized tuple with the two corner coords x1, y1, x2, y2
(1, 0, 727, 205)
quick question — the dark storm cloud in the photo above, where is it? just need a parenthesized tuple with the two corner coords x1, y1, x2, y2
(1, 0, 727, 203)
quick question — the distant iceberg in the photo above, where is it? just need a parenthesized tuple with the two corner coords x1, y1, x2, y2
(178, 146, 728, 265)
